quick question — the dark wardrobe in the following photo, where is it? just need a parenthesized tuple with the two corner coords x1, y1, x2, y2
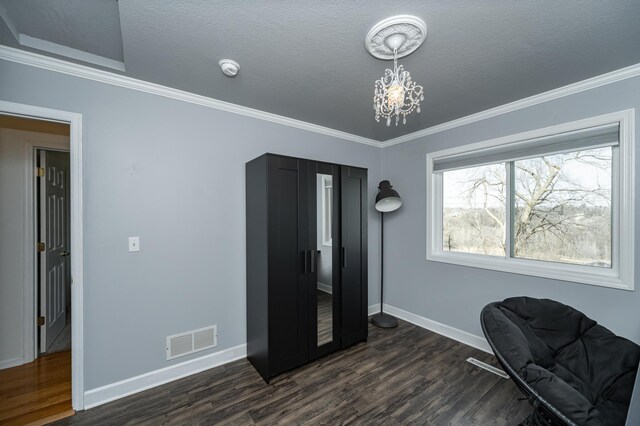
(246, 153, 368, 382)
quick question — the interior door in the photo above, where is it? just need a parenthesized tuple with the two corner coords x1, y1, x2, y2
(39, 150, 70, 352)
(267, 155, 309, 374)
(340, 166, 368, 347)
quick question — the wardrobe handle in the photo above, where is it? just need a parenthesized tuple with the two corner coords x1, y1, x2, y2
(302, 250, 309, 274)
(341, 247, 346, 268)
(310, 250, 316, 273)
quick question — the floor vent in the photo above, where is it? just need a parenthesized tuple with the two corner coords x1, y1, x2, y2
(167, 325, 217, 360)
(466, 357, 509, 379)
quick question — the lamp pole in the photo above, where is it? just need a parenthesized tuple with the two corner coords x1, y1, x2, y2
(380, 211, 384, 316)
(371, 180, 399, 328)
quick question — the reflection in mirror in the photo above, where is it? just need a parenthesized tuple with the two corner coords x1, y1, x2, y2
(317, 174, 333, 346)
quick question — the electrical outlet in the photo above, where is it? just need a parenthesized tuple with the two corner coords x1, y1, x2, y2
(128, 236, 140, 252)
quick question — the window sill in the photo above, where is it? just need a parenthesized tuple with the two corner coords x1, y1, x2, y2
(426, 251, 633, 291)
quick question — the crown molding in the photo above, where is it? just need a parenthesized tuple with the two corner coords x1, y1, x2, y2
(0, 45, 381, 147)
(1, 45, 638, 149)
(19, 35, 126, 72)
(380, 62, 640, 148)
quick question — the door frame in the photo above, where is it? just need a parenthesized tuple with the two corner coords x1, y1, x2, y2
(0, 100, 84, 410)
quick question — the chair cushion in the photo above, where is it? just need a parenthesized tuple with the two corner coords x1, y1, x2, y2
(482, 297, 640, 426)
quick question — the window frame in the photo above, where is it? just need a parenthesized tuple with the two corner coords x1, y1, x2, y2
(426, 110, 635, 291)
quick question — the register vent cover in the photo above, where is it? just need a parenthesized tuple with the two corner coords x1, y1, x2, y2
(167, 325, 217, 360)
(466, 357, 509, 379)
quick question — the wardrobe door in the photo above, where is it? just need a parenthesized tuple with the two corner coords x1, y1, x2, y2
(340, 166, 368, 347)
(267, 155, 310, 375)
(308, 162, 341, 360)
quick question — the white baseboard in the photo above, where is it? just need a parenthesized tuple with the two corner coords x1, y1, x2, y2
(317, 282, 333, 294)
(0, 356, 24, 370)
(83, 343, 247, 409)
(368, 303, 381, 316)
(84, 305, 490, 410)
(367, 303, 491, 354)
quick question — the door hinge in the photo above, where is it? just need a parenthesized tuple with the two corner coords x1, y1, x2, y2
(38, 316, 45, 326)
(37, 242, 45, 252)
(36, 167, 45, 177)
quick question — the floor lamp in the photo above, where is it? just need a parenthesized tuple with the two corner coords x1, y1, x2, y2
(371, 180, 401, 328)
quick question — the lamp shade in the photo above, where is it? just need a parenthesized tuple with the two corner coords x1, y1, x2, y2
(375, 180, 402, 212)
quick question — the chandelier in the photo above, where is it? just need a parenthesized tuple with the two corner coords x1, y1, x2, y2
(366, 16, 427, 126)
(373, 48, 424, 126)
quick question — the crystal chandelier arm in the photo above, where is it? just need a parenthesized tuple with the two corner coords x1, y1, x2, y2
(382, 69, 395, 85)
(398, 69, 407, 86)
(391, 82, 422, 115)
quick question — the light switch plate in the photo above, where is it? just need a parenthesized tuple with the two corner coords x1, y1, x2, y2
(128, 236, 140, 252)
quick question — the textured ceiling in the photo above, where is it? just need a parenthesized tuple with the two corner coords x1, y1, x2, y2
(1, 1, 639, 142)
(0, 0, 123, 61)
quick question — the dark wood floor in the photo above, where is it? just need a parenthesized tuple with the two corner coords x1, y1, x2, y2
(56, 320, 530, 425)
(0, 350, 74, 425)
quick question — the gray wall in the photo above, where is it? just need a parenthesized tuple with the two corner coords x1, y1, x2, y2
(0, 129, 29, 367)
(0, 59, 381, 389)
(381, 75, 640, 344)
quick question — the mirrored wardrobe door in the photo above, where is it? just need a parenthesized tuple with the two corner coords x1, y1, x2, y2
(309, 162, 340, 359)
(316, 171, 334, 347)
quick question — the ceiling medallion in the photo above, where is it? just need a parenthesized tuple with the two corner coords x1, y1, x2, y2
(366, 15, 426, 126)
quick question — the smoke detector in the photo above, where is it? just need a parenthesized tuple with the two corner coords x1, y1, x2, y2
(219, 59, 240, 77)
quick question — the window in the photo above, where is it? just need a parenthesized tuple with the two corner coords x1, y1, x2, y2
(427, 111, 635, 290)
(321, 175, 332, 246)
(443, 163, 506, 256)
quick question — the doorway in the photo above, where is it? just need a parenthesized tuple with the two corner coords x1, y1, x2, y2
(0, 109, 81, 423)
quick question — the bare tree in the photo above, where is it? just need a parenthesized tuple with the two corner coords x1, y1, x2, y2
(443, 147, 612, 265)
(458, 164, 506, 255)
(513, 150, 611, 261)
(444, 233, 455, 251)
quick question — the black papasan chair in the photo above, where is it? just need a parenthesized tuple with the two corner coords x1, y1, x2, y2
(481, 297, 639, 426)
